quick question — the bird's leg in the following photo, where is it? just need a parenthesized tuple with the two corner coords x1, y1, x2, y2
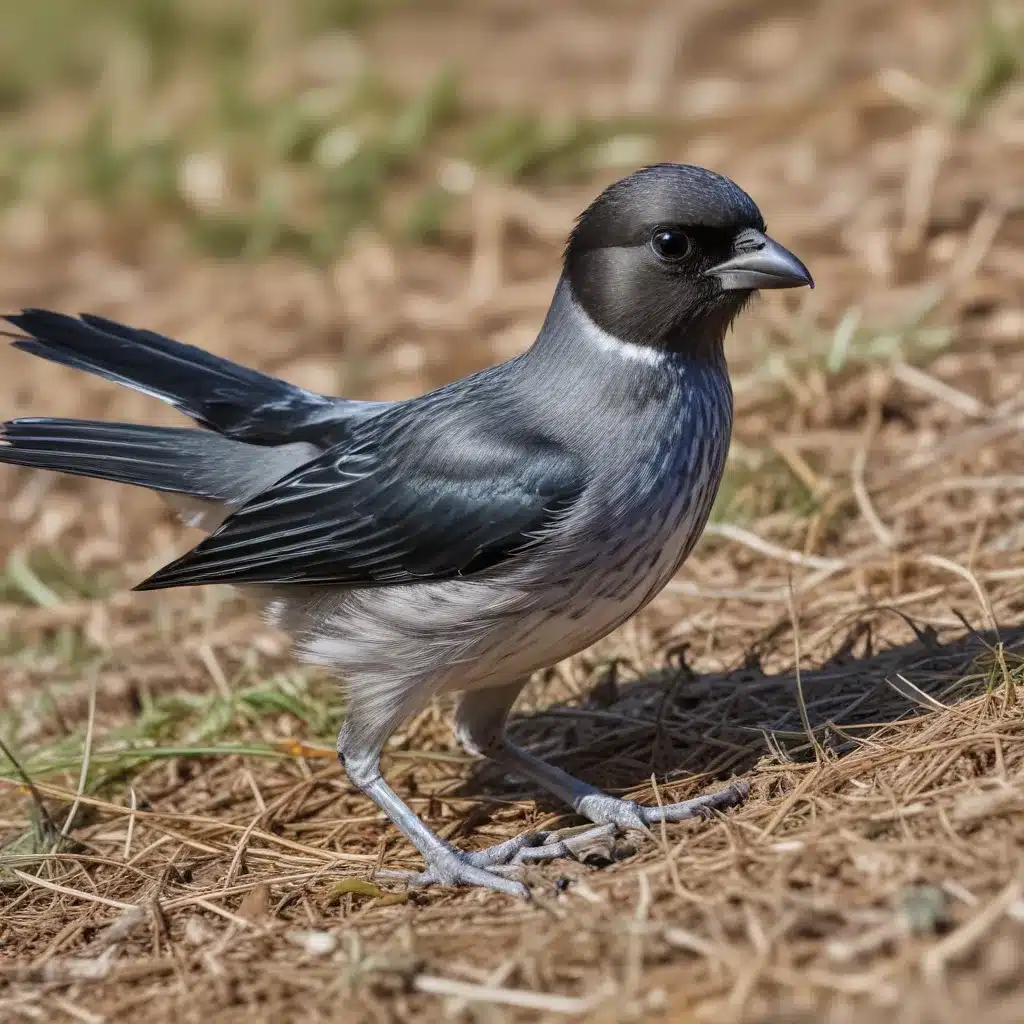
(447, 682, 620, 868)
(338, 688, 594, 898)
(456, 685, 748, 835)
(491, 740, 749, 831)
(342, 752, 525, 896)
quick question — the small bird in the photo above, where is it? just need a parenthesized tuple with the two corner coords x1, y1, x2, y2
(0, 164, 812, 896)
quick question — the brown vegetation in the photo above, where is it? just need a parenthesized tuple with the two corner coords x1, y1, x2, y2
(1, 1, 1022, 1020)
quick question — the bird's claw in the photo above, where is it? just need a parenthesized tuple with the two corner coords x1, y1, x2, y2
(511, 822, 618, 864)
(401, 853, 529, 897)
(373, 782, 749, 897)
(377, 825, 614, 897)
(576, 780, 750, 831)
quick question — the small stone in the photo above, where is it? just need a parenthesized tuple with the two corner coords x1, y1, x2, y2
(286, 930, 337, 956)
(901, 885, 949, 936)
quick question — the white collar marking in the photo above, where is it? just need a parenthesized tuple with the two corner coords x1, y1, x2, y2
(571, 295, 667, 367)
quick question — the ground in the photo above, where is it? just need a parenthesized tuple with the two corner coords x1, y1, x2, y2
(0, 0, 1023, 1021)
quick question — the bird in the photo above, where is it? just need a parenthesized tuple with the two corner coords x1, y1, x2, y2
(0, 163, 813, 897)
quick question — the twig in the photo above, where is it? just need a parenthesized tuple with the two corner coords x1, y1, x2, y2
(197, 643, 232, 700)
(918, 553, 999, 635)
(787, 576, 824, 763)
(60, 671, 99, 842)
(898, 122, 949, 251)
(649, 775, 685, 899)
(123, 788, 138, 862)
(853, 441, 896, 549)
(11, 868, 136, 911)
(415, 975, 616, 1014)
(921, 878, 1023, 979)
(891, 362, 988, 419)
(443, 959, 519, 1021)
(223, 813, 263, 890)
(704, 523, 845, 571)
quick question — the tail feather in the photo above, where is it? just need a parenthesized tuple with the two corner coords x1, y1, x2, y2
(1, 419, 244, 497)
(4, 309, 336, 443)
(0, 419, 317, 508)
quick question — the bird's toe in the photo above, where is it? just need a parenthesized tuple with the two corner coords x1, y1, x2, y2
(575, 780, 750, 830)
(513, 822, 618, 864)
(576, 794, 650, 832)
(641, 780, 751, 824)
(408, 851, 530, 897)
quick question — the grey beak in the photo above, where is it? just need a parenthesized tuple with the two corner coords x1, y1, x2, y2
(705, 229, 814, 291)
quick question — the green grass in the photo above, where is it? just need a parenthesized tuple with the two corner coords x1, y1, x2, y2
(711, 453, 818, 525)
(954, 1, 1023, 122)
(0, 0, 663, 262)
(1, 550, 115, 606)
(0, 667, 340, 809)
(0, 1, 1014, 263)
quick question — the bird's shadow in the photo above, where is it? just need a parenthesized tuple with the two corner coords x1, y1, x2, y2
(454, 618, 1021, 812)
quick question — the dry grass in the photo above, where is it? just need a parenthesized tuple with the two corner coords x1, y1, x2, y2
(1, 0, 1023, 1021)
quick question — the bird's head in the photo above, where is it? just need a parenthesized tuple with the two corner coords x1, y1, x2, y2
(563, 163, 813, 359)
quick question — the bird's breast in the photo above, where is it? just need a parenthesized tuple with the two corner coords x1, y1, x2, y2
(571, 434, 724, 605)
(503, 384, 732, 669)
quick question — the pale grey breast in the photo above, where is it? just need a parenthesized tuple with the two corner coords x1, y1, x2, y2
(449, 363, 734, 689)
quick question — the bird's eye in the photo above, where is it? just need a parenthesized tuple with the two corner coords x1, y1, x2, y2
(650, 228, 692, 262)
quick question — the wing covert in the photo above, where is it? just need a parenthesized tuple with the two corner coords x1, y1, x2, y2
(135, 423, 583, 590)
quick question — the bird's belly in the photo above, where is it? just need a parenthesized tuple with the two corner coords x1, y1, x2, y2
(455, 491, 712, 690)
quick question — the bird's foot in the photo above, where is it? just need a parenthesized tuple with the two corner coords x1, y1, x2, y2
(376, 824, 618, 897)
(400, 847, 530, 897)
(576, 780, 750, 832)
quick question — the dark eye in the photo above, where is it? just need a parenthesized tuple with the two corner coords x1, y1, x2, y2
(650, 228, 692, 262)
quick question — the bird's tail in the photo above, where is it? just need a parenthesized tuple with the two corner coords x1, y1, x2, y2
(4, 309, 333, 443)
(0, 417, 316, 530)
(0, 419, 260, 497)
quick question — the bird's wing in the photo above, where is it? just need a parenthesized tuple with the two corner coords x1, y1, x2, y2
(135, 419, 584, 590)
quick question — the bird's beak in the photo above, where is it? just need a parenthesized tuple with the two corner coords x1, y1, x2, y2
(705, 228, 814, 291)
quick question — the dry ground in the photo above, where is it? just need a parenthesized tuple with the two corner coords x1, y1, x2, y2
(1, 1, 1023, 1021)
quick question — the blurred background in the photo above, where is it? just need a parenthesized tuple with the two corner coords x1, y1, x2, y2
(0, 0, 1018, 560)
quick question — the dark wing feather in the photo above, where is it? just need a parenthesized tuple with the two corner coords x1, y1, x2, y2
(135, 426, 583, 590)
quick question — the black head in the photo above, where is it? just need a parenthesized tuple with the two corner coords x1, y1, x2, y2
(564, 164, 812, 358)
